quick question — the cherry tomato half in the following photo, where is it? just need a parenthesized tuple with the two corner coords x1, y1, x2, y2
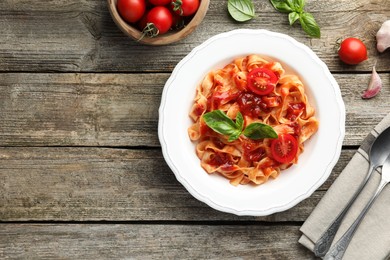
(117, 0, 146, 23)
(144, 6, 173, 36)
(171, 0, 199, 16)
(270, 134, 298, 164)
(338, 37, 368, 65)
(247, 68, 278, 95)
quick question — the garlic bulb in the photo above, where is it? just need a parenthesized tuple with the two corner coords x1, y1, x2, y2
(376, 20, 390, 53)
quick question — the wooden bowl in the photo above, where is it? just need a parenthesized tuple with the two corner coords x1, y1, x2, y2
(107, 0, 209, 45)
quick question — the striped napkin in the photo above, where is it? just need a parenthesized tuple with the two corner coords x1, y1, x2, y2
(299, 113, 390, 260)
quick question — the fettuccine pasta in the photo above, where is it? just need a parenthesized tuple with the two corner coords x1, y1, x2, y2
(188, 54, 319, 186)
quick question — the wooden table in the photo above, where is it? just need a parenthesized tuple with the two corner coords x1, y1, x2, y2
(1, 0, 389, 258)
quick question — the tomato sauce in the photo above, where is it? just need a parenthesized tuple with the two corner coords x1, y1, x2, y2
(242, 140, 266, 163)
(237, 92, 271, 117)
(286, 102, 305, 121)
(199, 121, 213, 136)
(211, 137, 225, 149)
(289, 121, 301, 137)
(207, 89, 239, 111)
(193, 103, 205, 117)
(261, 95, 281, 108)
(208, 152, 235, 171)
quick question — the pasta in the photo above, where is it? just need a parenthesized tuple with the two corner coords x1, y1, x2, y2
(188, 54, 319, 186)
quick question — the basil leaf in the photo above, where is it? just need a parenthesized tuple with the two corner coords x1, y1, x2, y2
(269, 0, 293, 13)
(228, 131, 242, 142)
(235, 112, 244, 132)
(288, 11, 300, 25)
(228, 0, 255, 22)
(291, 0, 305, 12)
(203, 110, 239, 136)
(299, 12, 321, 38)
(286, 0, 295, 9)
(203, 110, 277, 141)
(242, 123, 278, 139)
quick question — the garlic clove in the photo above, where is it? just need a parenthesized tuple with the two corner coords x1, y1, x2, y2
(362, 66, 382, 99)
(376, 20, 390, 53)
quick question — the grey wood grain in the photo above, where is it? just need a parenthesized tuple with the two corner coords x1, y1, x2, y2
(1, 0, 389, 258)
(0, 224, 315, 259)
(0, 73, 388, 147)
(0, 0, 389, 72)
(0, 147, 353, 221)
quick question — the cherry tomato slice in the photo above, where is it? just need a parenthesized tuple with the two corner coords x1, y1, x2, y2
(247, 68, 278, 95)
(270, 134, 298, 164)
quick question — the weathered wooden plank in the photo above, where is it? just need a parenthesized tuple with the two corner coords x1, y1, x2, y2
(0, 0, 389, 72)
(0, 73, 389, 147)
(0, 147, 354, 221)
(0, 73, 165, 147)
(0, 224, 315, 259)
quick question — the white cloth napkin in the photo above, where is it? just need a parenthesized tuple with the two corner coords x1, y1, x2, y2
(299, 113, 390, 260)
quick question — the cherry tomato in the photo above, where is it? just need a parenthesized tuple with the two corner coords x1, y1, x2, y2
(270, 134, 298, 164)
(247, 68, 278, 96)
(144, 6, 173, 36)
(170, 11, 185, 30)
(149, 0, 171, 5)
(338, 37, 368, 65)
(117, 0, 146, 23)
(171, 0, 199, 16)
(137, 13, 148, 30)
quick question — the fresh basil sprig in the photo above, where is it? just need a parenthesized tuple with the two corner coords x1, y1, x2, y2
(228, 0, 255, 22)
(203, 110, 278, 142)
(270, 0, 320, 38)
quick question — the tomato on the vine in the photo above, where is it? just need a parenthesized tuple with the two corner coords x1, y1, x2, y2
(171, 0, 199, 16)
(117, 0, 146, 23)
(270, 134, 298, 164)
(338, 37, 368, 65)
(143, 6, 173, 36)
(246, 68, 278, 96)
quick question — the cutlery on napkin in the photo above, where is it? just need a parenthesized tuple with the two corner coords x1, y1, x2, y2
(299, 113, 390, 260)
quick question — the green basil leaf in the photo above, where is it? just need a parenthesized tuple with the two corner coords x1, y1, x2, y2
(299, 12, 321, 38)
(288, 11, 300, 25)
(242, 123, 278, 139)
(228, 0, 255, 22)
(269, 0, 293, 13)
(228, 131, 242, 142)
(292, 0, 305, 12)
(286, 0, 295, 9)
(235, 112, 244, 132)
(203, 110, 240, 136)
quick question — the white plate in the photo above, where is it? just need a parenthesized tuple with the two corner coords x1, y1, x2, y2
(158, 29, 345, 216)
